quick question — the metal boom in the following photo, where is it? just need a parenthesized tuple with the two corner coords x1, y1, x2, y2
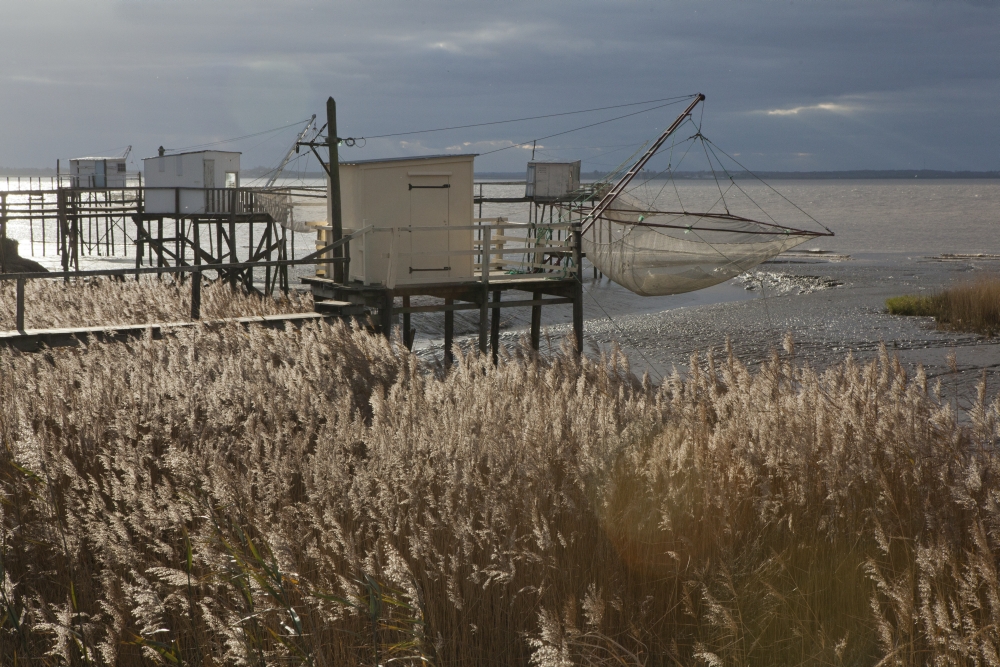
(582, 93, 704, 233)
(265, 115, 317, 188)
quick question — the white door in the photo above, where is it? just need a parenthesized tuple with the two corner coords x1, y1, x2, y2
(408, 176, 451, 279)
(203, 159, 215, 188)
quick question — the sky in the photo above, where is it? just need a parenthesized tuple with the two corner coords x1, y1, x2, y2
(1, 0, 998, 174)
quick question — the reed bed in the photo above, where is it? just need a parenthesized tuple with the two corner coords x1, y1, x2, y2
(0, 276, 312, 331)
(888, 274, 1000, 335)
(2, 317, 1000, 666)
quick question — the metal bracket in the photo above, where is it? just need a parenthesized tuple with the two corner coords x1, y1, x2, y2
(410, 266, 451, 273)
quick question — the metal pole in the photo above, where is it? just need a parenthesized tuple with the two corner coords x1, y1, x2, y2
(327, 97, 344, 283)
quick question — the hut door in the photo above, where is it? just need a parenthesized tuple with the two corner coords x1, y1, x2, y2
(408, 176, 450, 277)
(94, 160, 106, 188)
(203, 160, 215, 188)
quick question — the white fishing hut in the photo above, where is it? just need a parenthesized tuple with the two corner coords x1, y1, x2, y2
(334, 154, 476, 286)
(525, 160, 581, 200)
(141, 150, 240, 214)
(69, 157, 129, 188)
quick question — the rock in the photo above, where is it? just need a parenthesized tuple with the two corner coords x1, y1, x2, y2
(0, 238, 48, 273)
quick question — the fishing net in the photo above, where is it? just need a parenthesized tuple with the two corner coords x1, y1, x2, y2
(583, 195, 815, 296)
(569, 108, 831, 296)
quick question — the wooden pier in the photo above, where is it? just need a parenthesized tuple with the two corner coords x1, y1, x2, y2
(306, 220, 584, 362)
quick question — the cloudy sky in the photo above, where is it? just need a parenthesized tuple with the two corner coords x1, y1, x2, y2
(2, 0, 998, 174)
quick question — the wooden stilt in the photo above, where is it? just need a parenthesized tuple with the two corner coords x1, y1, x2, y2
(490, 288, 501, 364)
(531, 289, 541, 351)
(444, 298, 454, 366)
(573, 226, 583, 355)
(402, 295, 413, 350)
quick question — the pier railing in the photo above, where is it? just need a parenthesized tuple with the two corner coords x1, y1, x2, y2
(310, 219, 582, 288)
(0, 236, 352, 333)
(0, 184, 321, 271)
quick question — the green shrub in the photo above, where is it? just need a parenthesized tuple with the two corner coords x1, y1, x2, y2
(886, 294, 937, 316)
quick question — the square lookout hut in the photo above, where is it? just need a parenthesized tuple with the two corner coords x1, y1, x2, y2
(142, 150, 240, 214)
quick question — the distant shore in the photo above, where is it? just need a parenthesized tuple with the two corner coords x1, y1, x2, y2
(2, 167, 999, 180)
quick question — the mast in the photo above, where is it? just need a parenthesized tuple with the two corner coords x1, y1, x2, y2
(582, 93, 704, 233)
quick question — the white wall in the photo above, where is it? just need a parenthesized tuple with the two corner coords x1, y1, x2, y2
(333, 155, 475, 286)
(142, 151, 240, 214)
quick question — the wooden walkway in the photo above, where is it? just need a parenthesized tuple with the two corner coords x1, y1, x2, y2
(0, 312, 330, 352)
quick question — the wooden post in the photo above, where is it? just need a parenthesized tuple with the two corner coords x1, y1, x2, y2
(15, 277, 25, 331)
(478, 225, 491, 354)
(380, 292, 393, 340)
(0, 193, 6, 274)
(402, 295, 413, 350)
(134, 216, 144, 280)
(530, 289, 542, 351)
(327, 97, 344, 283)
(190, 269, 201, 320)
(228, 190, 237, 290)
(444, 298, 454, 366)
(490, 289, 501, 365)
(573, 225, 583, 355)
(191, 219, 201, 319)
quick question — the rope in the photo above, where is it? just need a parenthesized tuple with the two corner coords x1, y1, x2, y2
(359, 95, 697, 140)
(478, 99, 694, 157)
(164, 118, 314, 153)
(585, 283, 665, 383)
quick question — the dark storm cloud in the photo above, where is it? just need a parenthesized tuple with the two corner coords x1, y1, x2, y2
(1, 0, 998, 171)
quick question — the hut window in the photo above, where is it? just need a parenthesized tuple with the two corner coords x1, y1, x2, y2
(225, 172, 237, 188)
(117, 163, 126, 173)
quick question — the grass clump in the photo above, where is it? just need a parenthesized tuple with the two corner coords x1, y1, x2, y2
(886, 293, 936, 316)
(2, 284, 1000, 665)
(888, 274, 1000, 336)
(935, 274, 1000, 336)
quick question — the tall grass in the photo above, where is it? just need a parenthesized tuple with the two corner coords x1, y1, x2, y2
(888, 274, 1000, 335)
(2, 293, 1000, 664)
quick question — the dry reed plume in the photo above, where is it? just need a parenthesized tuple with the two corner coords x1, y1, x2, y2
(0, 276, 311, 331)
(1, 307, 1000, 665)
(888, 273, 1000, 336)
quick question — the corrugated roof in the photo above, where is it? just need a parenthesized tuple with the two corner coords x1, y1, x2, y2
(70, 156, 128, 162)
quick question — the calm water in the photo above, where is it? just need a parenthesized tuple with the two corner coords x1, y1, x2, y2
(478, 178, 1000, 257)
(3, 178, 999, 269)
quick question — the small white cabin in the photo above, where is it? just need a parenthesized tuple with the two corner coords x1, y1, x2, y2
(330, 154, 476, 286)
(70, 157, 129, 188)
(142, 150, 240, 214)
(525, 160, 581, 200)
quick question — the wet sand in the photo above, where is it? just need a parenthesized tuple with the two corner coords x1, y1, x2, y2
(410, 250, 1000, 406)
